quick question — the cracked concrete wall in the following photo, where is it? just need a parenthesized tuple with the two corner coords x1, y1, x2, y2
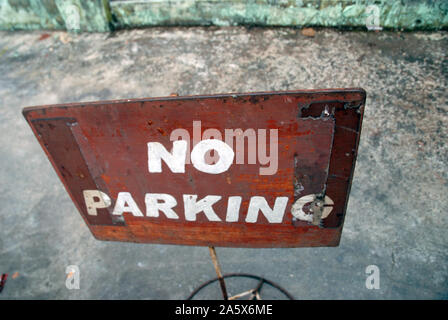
(0, 0, 447, 32)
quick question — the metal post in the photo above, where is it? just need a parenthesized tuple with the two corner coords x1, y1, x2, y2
(208, 246, 228, 300)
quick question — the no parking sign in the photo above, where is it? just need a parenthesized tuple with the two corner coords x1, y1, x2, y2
(23, 89, 365, 248)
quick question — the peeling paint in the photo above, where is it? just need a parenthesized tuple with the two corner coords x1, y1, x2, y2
(291, 194, 334, 225)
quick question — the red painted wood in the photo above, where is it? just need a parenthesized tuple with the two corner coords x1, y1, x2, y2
(23, 89, 365, 248)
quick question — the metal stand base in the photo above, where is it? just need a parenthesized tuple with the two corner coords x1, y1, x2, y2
(187, 247, 294, 300)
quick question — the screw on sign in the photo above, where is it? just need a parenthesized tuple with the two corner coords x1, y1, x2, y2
(23, 89, 365, 248)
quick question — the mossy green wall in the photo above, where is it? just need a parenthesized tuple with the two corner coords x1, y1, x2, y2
(0, 0, 447, 32)
(0, 0, 111, 32)
(110, 0, 448, 30)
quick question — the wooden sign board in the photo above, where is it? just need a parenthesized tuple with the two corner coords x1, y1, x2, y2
(23, 89, 365, 248)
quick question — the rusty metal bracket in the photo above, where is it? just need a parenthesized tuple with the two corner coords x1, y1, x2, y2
(208, 247, 228, 300)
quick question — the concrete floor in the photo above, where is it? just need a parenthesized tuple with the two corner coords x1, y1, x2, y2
(0, 27, 446, 299)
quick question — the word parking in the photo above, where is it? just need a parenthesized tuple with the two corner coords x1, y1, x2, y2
(84, 190, 289, 223)
(83, 190, 333, 224)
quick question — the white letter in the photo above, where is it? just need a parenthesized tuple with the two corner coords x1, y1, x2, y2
(170, 128, 191, 164)
(191, 139, 234, 174)
(83, 190, 111, 216)
(291, 194, 334, 222)
(148, 140, 187, 173)
(183, 195, 222, 221)
(225, 196, 242, 222)
(112, 192, 143, 217)
(202, 128, 223, 165)
(245, 196, 288, 223)
(145, 193, 179, 219)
